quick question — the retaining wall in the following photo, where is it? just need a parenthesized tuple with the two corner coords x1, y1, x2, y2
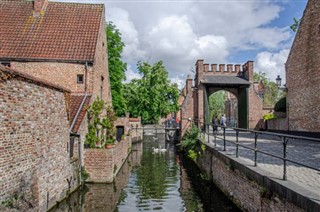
(195, 142, 319, 211)
(83, 137, 132, 183)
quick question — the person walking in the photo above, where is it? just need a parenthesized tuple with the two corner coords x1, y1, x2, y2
(220, 114, 227, 127)
(212, 116, 219, 133)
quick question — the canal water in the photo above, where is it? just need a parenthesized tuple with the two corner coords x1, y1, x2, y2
(51, 135, 241, 212)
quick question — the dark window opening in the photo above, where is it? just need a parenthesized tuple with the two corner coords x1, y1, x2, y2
(116, 126, 124, 141)
(1, 62, 11, 67)
(100, 76, 104, 99)
(77, 74, 84, 84)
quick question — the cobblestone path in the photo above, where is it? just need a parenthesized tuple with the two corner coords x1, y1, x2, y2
(205, 130, 320, 198)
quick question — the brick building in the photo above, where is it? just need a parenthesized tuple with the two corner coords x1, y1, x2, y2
(285, 0, 320, 133)
(179, 60, 266, 136)
(0, 0, 112, 210)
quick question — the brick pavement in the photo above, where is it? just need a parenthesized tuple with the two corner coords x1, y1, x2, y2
(204, 130, 320, 199)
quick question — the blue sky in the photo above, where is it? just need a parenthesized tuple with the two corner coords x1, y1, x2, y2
(56, 0, 307, 88)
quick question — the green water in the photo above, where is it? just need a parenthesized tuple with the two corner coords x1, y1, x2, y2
(51, 135, 241, 212)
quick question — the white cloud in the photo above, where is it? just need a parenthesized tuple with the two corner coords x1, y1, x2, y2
(124, 64, 141, 83)
(55, 0, 297, 87)
(144, 15, 229, 81)
(255, 49, 290, 85)
(107, 7, 146, 63)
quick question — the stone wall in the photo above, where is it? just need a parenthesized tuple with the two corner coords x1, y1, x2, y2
(83, 137, 132, 183)
(0, 66, 79, 211)
(285, 0, 320, 132)
(196, 142, 317, 211)
(267, 118, 288, 131)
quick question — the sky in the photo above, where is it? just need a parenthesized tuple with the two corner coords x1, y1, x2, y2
(55, 0, 307, 88)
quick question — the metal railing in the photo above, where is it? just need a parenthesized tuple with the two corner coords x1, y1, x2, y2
(203, 124, 320, 181)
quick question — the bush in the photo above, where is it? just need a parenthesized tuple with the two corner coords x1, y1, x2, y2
(274, 97, 286, 112)
(263, 113, 277, 121)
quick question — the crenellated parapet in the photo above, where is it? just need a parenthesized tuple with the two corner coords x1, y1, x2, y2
(196, 60, 254, 81)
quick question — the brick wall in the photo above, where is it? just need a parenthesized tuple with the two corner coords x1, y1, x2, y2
(11, 62, 87, 94)
(285, 0, 320, 132)
(129, 118, 143, 142)
(0, 66, 79, 211)
(91, 7, 112, 104)
(83, 137, 132, 183)
(180, 60, 265, 134)
(196, 144, 307, 211)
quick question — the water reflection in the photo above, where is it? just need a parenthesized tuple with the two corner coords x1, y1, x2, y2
(51, 135, 241, 212)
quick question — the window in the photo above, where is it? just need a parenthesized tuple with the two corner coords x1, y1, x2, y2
(100, 76, 104, 99)
(1, 62, 11, 67)
(77, 74, 84, 84)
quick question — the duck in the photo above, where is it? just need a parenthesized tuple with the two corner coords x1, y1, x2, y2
(152, 147, 160, 153)
(158, 145, 167, 153)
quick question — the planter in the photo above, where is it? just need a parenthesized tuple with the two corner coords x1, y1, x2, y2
(105, 144, 113, 149)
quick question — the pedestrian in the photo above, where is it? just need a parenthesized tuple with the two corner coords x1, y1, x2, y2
(212, 116, 219, 133)
(220, 114, 227, 127)
(176, 116, 180, 128)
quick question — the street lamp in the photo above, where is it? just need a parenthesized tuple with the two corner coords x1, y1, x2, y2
(276, 75, 282, 88)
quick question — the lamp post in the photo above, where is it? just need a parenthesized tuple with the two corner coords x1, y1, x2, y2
(276, 75, 282, 88)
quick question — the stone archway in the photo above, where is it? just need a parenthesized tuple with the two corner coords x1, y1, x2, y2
(194, 60, 254, 130)
(179, 60, 265, 137)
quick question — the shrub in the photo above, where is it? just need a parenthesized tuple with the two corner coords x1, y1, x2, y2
(263, 112, 277, 121)
(274, 97, 286, 112)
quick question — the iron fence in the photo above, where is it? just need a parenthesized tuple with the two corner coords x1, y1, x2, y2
(202, 124, 320, 181)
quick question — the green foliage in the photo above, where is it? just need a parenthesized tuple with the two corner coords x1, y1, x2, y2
(123, 61, 179, 124)
(254, 72, 283, 107)
(85, 98, 117, 148)
(209, 90, 225, 119)
(182, 124, 205, 161)
(107, 22, 127, 116)
(274, 97, 286, 112)
(81, 166, 89, 182)
(290, 17, 300, 32)
(263, 112, 277, 121)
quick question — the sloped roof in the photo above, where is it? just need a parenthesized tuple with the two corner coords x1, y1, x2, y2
(201, 75, 250, 87)
(70, 94, 91, 133)
(0, 1, 103, 63)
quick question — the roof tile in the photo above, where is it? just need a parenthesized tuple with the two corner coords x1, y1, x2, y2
(0, 1, 103, 62)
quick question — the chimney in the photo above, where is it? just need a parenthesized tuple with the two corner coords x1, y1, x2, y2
(211, 64, 217, 72)
(34, 0, 48, 16)
(186, 75, 193, 93)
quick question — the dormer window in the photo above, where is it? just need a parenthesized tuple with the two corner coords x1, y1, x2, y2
(77, 74, 84, 84)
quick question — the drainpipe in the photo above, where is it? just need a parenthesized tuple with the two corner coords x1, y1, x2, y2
(70, 132, 82, 184)
(68, 62, 89, 187)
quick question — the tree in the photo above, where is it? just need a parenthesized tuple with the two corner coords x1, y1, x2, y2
(254, 72, 283, 107)
(290, 17, 300, 32)
(106, 22, 127, 116)
(123, 61, 179, 124)
(209, 91, 225, 120)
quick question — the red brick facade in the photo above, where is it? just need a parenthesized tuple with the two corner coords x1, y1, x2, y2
(83, 138, 132, 183)
(0, 0, 113, 210)
(180, 60, 266, 136)
(285, 0, 320, 132)
(0, 65, 79, 211)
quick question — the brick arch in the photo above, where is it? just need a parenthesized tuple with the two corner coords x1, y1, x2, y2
(207, 87, 239, 99)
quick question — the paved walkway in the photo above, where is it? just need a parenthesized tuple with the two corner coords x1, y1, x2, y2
(204, 130, 320, 200)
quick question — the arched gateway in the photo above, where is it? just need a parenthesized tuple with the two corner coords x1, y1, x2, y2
(179, 60, 266, 137)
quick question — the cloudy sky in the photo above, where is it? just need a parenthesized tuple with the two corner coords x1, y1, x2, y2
(56, 0, 307, 88)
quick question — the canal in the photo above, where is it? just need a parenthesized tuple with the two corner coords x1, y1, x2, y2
(51, 135, 241, 211)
